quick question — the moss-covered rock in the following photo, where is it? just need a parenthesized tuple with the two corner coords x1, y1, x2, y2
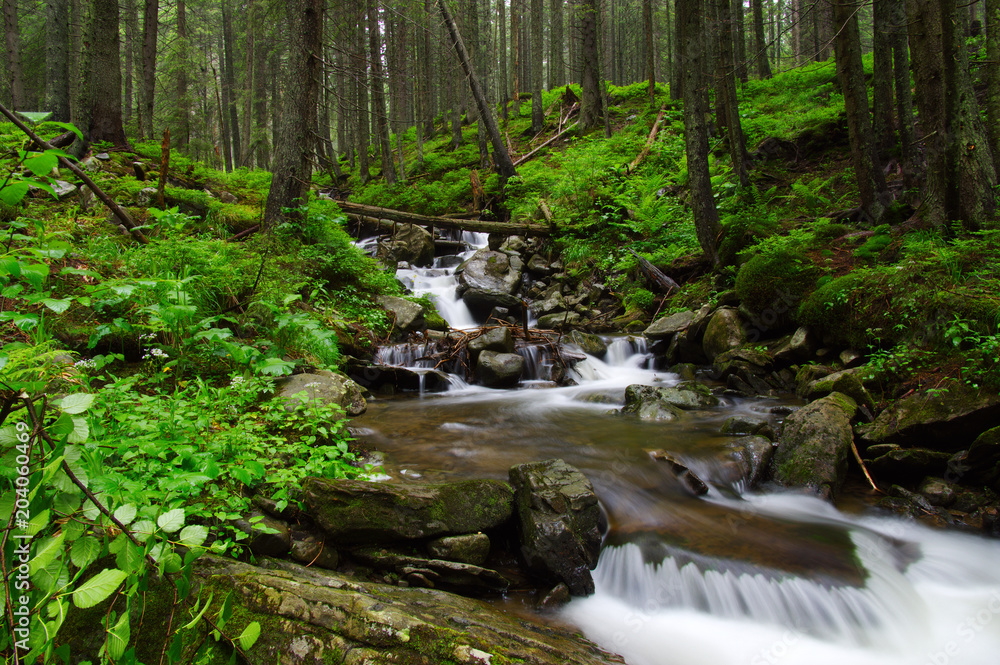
(276, 370, 367, 416)
(300, 477, 514, 543)
(735, 250, 820, 332)
(868, 448, 952, 484)
(702, 307, 746, 360)
(801, 368, 875, 412)
(770, 392, 858, 499)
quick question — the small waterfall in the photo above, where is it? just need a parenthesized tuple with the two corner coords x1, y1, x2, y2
(517, 343, 559, 382)
(374, 341, 438, 369)
(604, 336, 654, 369)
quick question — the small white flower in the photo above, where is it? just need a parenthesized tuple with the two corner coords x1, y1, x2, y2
(230, 376, 246, 386)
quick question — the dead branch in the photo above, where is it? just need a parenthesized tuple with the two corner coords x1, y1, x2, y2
(628, 105, 667, 172)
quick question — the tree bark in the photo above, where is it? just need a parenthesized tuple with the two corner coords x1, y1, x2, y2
(3, 0, 24, 110)
(339, 201, 551, 235)
(45, 0, 71, 121)
(141, 0, 158, 140)
(499, 0, 509, 120)
(751, 0, 771, 79)
(512, 0, 521, 115)
(221, 0, 242, 166)
(368, 0, 396, 184)
(833, 0, 889, 222)
(580, 0, 602, 129)
(354, 0, 371, 183)
(716, 0, 749, 188)
(733, 0, 746, 82)
(889, 0, 917, 183)
(531, 0, 545, 132)
(680, 0, 722, 264)
(988, 0, 1000, 171)
(263, 0, 323, 226)
(437, 0, 518, 181)
(907, 0, 947, 227)
(550, 0, 565, 87)
(175, 0, 190, 150)
(124, 0, 137, 125)
(872, 0, 896, 159)
(644, 0, 655, 100)
(90, 0, 129, 147)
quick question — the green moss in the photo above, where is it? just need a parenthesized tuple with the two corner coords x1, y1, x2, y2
(735, 249, 821, 319)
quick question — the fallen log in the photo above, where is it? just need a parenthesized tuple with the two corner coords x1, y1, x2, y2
(628, 248, 680, 294)
(513, 120, 578, 167)
(338, 201, 552, 236)
(628, 105, 667, 173)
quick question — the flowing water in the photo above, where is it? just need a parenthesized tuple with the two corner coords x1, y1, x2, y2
(355, 235, 1000, 665)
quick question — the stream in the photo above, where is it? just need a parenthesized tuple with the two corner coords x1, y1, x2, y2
(354, 232, 1000, 665)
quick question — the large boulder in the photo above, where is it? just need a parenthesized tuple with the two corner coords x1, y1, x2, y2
(277, 371, 367, 416)
(867, 448, 952, 484)
(800, 368, 875, 412)
(462, 288, 525, 318)
(300, 477, 514, 543)
(468, 326, 515, 360)
(376, 223, 435, 267)
(68, 556, 626, 665)
(537, 311, 582, 330)
(475, 350, 524, 387)
(458, 249, 522, 295)
(532, 284, 567, 316)
(702, 307, 747, 360)
(856, 387, 1000, 452)
(565, 330, 608, 357)
(644, 310, 696, 341)
(378, 296, 426, 337)
(770, 392, 858, 500)
(622, 383, 717, 421)
(509, 459, 603, 596)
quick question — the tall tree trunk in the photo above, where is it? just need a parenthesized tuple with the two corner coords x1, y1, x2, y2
(500, 0, 509, 120)
(680, 0, 722, 264)
(175, 0, 190, 150)
(45, 0, 70, 121)
(354, 0, 371, 183)
(368, 0, 396, 184)
(672, 0, 684, 98)
(907, 0, 947, 227)
(263, 0, 322, 226)
(644, 0, 655, 100)
(90, 0, 128, 147)
(468, 0, 491, 167)
(423, 0, 436, 133)
(889, 0, 916, 182)
(217, 48, 233, 171)
(3, 0, 24, 110)
(69, 0, 84, 124)
(438, 0, 517, 180)
(241, 0, 255, 166)
(717, 0, 749, 187)
(512, 0, 521, 116)
(987, 0, 1000, 171)
(733, 0, 746, 82)
(531, 0, 544, 132)
(253, 8, 269, 167)
(751, 0, 771, 78)
(222, 0, 242, 166)
(580, 0, 602, 129)
(142, 0, 158, 140)
(125, 0, 140, 129)
(833, 0, 889, 222)
(872, 0, 896, 159)
(550, 0, 564, 87)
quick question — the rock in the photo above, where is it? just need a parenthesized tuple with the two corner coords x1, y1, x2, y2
(532, 285, 568, 316)
(839, 349, 864, 368)
(509, 459, 602, 596)
(468, 326, 515, 359)
(802, 368, 875, 411)
(669, 363, 698, 381)
(644, 310, 695, 341)
(721, 415, 774, 439)
(856, 387, 1000, 451)
(539, 583, 572, 610)
(52, 180, 78, 200)
(78, 185, 95, 210)
(218, 190, 238, 204)
(919, 477, 958, 508)
(770, 392, 858, 499)
(620, 385, 685, 421)
(458, 249, 522, 295)
(95, 152, 111, 160)
(378, 296, 426, 337)
(725, 436, 776, 488)
(82, 556, 626, 665)
(300, 477, 514, 543)
(233, 512, 291, 557)
(426, 533, 491, 566)
(713, 346, 774, 372)
(462, 288, 525, 318)
(537, 311, 581, 329)
(702, 308, 746, 360)
(499, 235, 527, 253)
(136, 187, 159, 205)
(351, 548, 509, 595)
(960, 426, 1000, 485)
(345, 362, 451, 395)
(794, 364, 836, 389)
(476, 350, 524, 387)
(565, 330, 607, 357)
(526, 253, 552, 276)
(289, 530, 340, 570)
(377, 223, 435, 267)
(868, 448, 952, 484)
(773, 327, 818, 364)
(277, 370, 367, 416)
(648, 450, 710, 495)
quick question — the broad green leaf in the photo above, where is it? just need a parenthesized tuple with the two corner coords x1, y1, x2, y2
(52, 491, 81, 517)
(68, 416, 89, 444)
(71, 536, 101, 569)
(36, 241, 71, 259)
(60, 267, 100, 277)
(230, 467, 252, 485)
(29, 533, 66, 575)
(219, 592, 234, 624)
(118, 542, 145, 573)
(180, 591, 214, 630)
(113, 504, 137, 526)
(24, 152, 59, 176)
(0, 425, 18, 446)
(104, 611, 130, 660)
(48, 121, 83, 139)
(0, 181, 29, 206)
(60, 393, 95, 415)
(41, 297, 72, 314)
(17, 111, 52, 123)
(237, 622, 261, 651)
(131, 520, 155, 542)
(179, 524, 208, 549)
(26, 509, 50, 536)
(33, 559, 69, 595)
(0, 258, 21, 278)
(72, 568, 128, 608)
(157, 508, 185, 533)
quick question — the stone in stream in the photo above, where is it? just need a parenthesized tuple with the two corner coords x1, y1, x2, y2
(378, 295, 426, 337)
(644, 309, 696, 341)
(232, 511, 291, 557)
(801, 368, 875, 412)
(467, 326, 515, 360)
(867, 448, 952, 484)
(351, 547, 509, 595)
(702, 307, 747, 360)
(621, 383, 718, 421)
(376, 222, 435, 267)
(300, 477, 514, 543)
(276, 370, 368, 416)
(647, 450, 710, 495)
(724, 436, 777, 488)
(532, 284, 568, 316)
(462, 287, 525, 318)
(509, 459, 603, 596)
(457, 248, 523, 294)
(565, 330, 608, 357)
(770, 392, 858, 500)
(426, 533, 491, 565)
(475, 350, 524, 387)
(537, 310, 582, 330)
(720, 414, 775, 439)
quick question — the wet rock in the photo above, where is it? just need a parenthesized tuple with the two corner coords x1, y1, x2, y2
(426, 533, 491, 566)
(644, 310, 695, 341)
(794, 364, 836, 389)
(290, 530, 340, 570)
(702, 307, 746, 360)
(468, 326, 515, 359)
(621, 385, 685, 421)
(961, 426, 1000, 486)
(351, 548, 509, 595)
(919, 477, 958, 508)
(868, 448, 952, 484)
(668, 363, 698, 381)
(770, 392, 858, 500)
(537, 311, 582, 330)
(565, 330, 607, 357)
(300, 477, 514, 543)
(721, 415, 774, 439)
(509, 458, 602, 596)
(462, 288, 525, 318)
(856, 387, 1000, 451)
(378, 295, 426, 337)
(458, 249, 522, 295)
(839, 349, 864, 368)
(527, 253, 553, 276)
(648, 450, 710, 495)
(539, 583, 572, 610)
(713, 346, 774, 373)
(725, 436, 776, 488)
(773, 326, 818, 364)
(499, 235, 527, 253)
(802, 368, 875, 412)
(533, 284, 567, 316)
(346, 362, 451, 395)
(377, 223, 435, 267)
(476, 350, 524, 388)
(277, 370, 367, 416)
(233, 512, 291, 557)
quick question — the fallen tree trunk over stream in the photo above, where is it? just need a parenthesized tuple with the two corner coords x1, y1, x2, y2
(339, 200, 553, 237)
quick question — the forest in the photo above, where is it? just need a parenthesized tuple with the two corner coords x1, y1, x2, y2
(3, 0, 1000, 663)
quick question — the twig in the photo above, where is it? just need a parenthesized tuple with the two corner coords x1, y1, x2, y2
(851, 439, 880, 492)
